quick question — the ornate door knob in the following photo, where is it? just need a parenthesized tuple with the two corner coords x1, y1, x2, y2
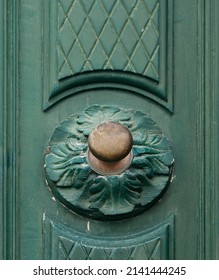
(87, 122, 133, 175)
(44, 105, 174, 220)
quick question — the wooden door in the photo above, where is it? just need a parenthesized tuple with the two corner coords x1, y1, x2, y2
(1, 0, 218, 259)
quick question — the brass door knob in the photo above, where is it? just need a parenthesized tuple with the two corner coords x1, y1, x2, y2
(87, 122, 133, 175)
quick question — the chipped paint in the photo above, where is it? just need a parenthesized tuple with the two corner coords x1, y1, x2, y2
(87, 221, 90, 232)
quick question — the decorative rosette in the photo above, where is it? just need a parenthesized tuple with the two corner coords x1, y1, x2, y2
(44, 105, 174, 220)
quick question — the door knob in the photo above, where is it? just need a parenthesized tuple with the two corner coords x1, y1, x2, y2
(87, 122, 133, 175)
(44, 105, 174, 220)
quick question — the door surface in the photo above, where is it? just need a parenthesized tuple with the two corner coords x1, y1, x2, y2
(1, 0, 219, 260)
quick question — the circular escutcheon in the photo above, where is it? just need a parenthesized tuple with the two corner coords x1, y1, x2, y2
(44, 105, 174, 221)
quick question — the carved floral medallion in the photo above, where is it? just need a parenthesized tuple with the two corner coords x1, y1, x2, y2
(44, 105, 174, 220)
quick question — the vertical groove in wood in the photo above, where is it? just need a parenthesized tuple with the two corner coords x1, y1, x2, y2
(196, 0, 205, 260)
(214, 0, 219, 260)
(0, 0, 19, 259)
(197, 0, 218, 259)
(204, 0, 217, 260)
(0, 0, 7, 260)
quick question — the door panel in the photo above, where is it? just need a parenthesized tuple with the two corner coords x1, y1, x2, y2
(1, 0, 219, 259)
(42, 0, 173, 111)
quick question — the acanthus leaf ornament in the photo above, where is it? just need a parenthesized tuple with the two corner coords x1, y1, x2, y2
(44, 105, 174, 220)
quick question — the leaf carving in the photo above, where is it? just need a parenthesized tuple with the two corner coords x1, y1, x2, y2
(76, 105, 131, 136)
(45, 139, 90, 188)
(133, 134, 173, 177)
(120, 173, 142, 206)
(89, 177, 111, 209)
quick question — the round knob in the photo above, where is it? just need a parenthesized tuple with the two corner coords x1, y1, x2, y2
(88, 122, 133, 162)
(87, 122, 133, 175)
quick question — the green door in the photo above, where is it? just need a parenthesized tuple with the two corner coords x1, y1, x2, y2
(1, 0, 219, 259)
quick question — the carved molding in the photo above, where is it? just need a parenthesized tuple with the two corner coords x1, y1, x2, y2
(196, 0, 219, 259)
(42, 0, 173, 111)
(0, 0, 19, 259)
(44, 105, 174, 220)
(43, 214, 175, 260)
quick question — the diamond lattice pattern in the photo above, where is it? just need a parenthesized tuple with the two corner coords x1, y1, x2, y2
(58, 0, 159, 81)
(58, 236, 161, 260)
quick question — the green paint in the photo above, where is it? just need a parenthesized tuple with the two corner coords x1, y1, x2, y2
(45, 105, 173, 220)
(58, 0, 160, 81)
(1, 0, 218, 260)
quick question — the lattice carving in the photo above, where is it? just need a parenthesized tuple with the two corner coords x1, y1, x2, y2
(43, 0, 173, 111)
(43, 214, 175, 260)
(58, 236, 161, 260)
(58, 0, 159, 81)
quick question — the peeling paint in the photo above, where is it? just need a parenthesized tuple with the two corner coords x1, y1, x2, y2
(87, 221, 90, 232)
(171, 174, 176, 183)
